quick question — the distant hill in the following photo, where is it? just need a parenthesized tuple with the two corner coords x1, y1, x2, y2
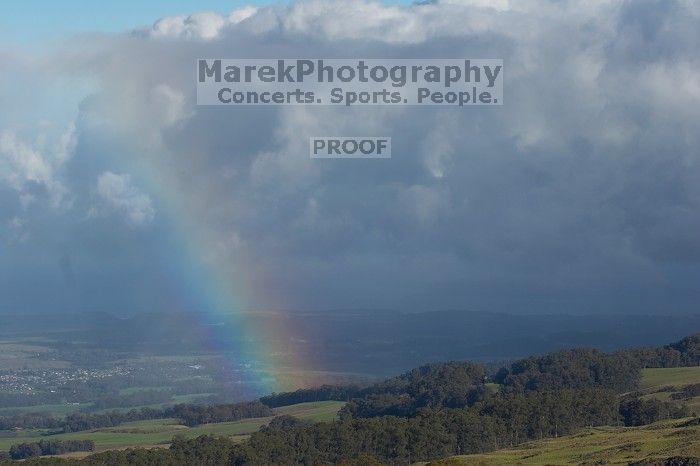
(1, 310, 698, 376)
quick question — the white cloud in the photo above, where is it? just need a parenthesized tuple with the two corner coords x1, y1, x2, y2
(0, 130, 52, 189)
(148, 7, 257, 40)
(96, 172, 155, 227)
(0, 126, 72, 208)
(150, 84, 188, 126)
(438, 0, 511, 10)
(54, 122, 77, 165)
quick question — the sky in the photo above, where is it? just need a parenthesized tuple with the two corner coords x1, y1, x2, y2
(1, 0, 699, 316)
(1, 1, 275, 43)
(1, 0, 408, 43)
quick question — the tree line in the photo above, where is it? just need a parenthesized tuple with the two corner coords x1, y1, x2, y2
(265, 333, 699, 412)
(261, 385, 365, 408)
(626, 333, 700, 368)
(0, 400, 273, 433)
(493, 348, 641, 393)
(8, 440, 94, 460)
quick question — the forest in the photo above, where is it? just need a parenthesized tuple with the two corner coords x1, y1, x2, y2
(6, 440, 94, 460)
(0, 332, 697, 465)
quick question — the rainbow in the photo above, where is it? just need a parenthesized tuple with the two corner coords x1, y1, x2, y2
(119, 137, 321, 398)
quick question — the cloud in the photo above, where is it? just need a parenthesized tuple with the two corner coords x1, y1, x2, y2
(150, 84, 189, 127)
(96, 171, 155, 227)
(1, 0, 700, 314)
(148, 7, 258, 40)
(0, 131, 52, 190)
(0, 125, 73, 209)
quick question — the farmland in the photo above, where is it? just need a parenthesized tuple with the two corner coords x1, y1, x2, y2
(0, 401, 344, 454)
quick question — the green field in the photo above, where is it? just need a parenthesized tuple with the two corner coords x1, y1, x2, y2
(429, 417, 700, 465)
(0, 403, 91, 417)
(0, 401, 345, 453)
(640, 366, 700, 390)
(639, 366, 700, 414)
(0, 396, 216, 417)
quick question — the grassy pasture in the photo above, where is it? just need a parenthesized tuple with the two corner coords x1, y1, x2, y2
(639, 366, 700, 413)
(430, 417, 700, 465)
(0, 401, 345, 453)
(640, 366, 700, 390)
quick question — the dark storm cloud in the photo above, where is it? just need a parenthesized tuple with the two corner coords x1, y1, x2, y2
(1, 0, 699, 313)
